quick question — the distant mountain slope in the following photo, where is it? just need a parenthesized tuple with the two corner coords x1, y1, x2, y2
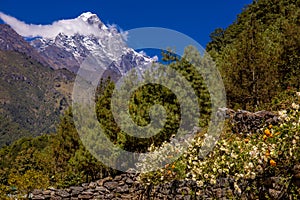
(0, 24, 49, 67)
(0, 49, 74, 147)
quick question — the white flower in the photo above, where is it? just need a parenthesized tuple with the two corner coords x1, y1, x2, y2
(248, 162, 254, 169)
(278, 110, 287, 119)
(256, 165, 263, 172)
(197, 180, 204, 187)
(296, 92, 300, 97)
(250, 172, 256, 179)
(230, 152, 238, 159)
(233, 182, 242, 194)
(292, 103, 300, 110)
(210, 178, 216, 185)
(204, 174, 209, 179)
(234, 182, 238, 188)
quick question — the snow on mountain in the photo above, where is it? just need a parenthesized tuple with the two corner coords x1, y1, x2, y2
(27, 12, 155, 76)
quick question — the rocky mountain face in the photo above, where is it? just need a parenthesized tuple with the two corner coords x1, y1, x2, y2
(0, 24, 49, 66)
(30, 12, 155, 75)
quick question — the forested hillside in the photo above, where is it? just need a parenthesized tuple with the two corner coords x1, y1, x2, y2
(207, 0, 300, 110)
(0, 50, 74, 147)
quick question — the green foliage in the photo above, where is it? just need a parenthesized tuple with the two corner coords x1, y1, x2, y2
(207, 0, 300, 111)
(8, 169, 49, 198)
(0, 184, 10, 200)
(95, 47, 211, 155)
(0, 108, 117, 195)
(0, 50, 74, 147)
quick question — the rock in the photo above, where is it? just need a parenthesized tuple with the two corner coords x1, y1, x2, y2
(32, 195, 45, 200)
(97, 176, 112, 186)
(88, 181, 97, 189)
(81, 191, 93, 196)
(104, 181, 119, 190)
(56, 190, 70, 198)
(115, 185, 129, 193)
(49, 196, 62, 200)
(42, 190, 51, 195)
(224, 108, 279, 134)
(78, 194, 92, 199)
(118, 180, 125, 186)
(107, 193, 115, 199)
(95, 186, 110, 193)
(93, 195, 105, 199)
(32, 189, 42, 195)
(70, 186, 84, 196)
(114, 175, 122, 181)
(81, 183, 89, 189)
(125, 178, 134, 184)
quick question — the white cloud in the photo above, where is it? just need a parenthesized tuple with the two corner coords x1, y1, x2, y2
(0, 12, 109, 39)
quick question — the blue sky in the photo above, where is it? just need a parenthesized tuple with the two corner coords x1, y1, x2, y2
(0, 0, 252, 47)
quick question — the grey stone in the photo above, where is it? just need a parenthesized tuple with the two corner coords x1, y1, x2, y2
(78, 194, 92, 199)
(32, 195, 45, 200)
(89, 181, 97, 189)
(70, 186, 84, 196)
(95, 186, 109, 193)
(56, 190, 70, 198)
(104, 181, 119, 190)
(42, 190, 51, 195)
(114, 175, 122, 181)
(97, 176, 112, 186)
(81, 191, 93, 196)
(106, 193, 115, 199)
(125, 178, 133, 184)
(115, 184, 129, 193)
(32, 189, 42, 195)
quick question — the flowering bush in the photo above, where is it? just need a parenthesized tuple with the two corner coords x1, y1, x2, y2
(136, 135, 189, 185)
(137, 92, 300, 198)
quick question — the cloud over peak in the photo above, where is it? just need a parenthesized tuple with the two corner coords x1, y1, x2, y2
(0, 12, 108, 39)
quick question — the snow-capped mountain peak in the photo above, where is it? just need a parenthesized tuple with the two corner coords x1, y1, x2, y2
(78, 12, 97, 21)
(26, 12, 155, 76)
(77, 12, 108, 30)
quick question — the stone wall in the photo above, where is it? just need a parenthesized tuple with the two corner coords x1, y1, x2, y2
(32, 164, 300, 200)
(224, 108, 279, 134)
